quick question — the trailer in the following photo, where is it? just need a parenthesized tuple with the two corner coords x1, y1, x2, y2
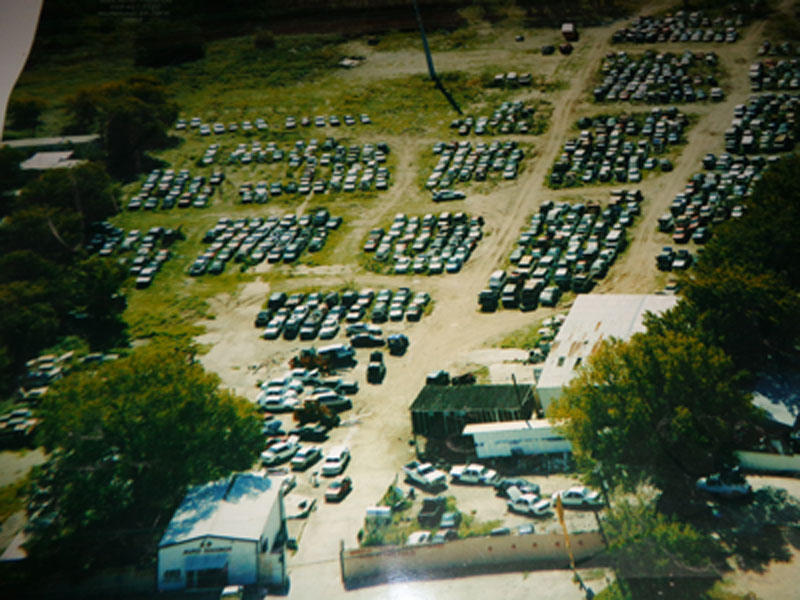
(561, 22, 578, 42)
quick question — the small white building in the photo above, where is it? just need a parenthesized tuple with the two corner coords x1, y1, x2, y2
(157, 472, 287, 593)
(463, 420, 571, 459)
(20, 150, 84, 170)
(536, 294, 678, 415)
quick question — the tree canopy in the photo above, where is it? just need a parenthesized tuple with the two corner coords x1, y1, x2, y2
(600, 496, 722, 599)
(68, 75, 178, 176)
(7, 97, 47, 133)
(659, 153, 800, 369)
(0, 163, 123, 391)
(26, 345, 263, 570)
(551, 330, 758, 497)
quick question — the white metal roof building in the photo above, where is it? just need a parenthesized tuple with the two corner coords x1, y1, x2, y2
(20, 150, 85, 170)
(536, 294, 678, 415)
(157, 471, 287, 593)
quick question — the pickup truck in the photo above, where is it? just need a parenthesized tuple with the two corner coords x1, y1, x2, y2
(417, 496, 446, 526)
(449, 463, 499, 485)
(506, 486, 551, 517)
(403, 460, 448, 491)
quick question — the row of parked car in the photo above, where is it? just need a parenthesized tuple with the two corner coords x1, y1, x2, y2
(426, 139, 524, 190)
(594, 49, 723, 104)
(363, 211, 484, 276)
(652, 87, 800, 270)
(0, 406, 38, 449)
(125, 167, 220, 211)
(177, 113, 372, 135)
(488, 71, 537, 88)
(405, 475, 603, 549)
(479, 191, 642, 312)
(87, 221, 179, 289)
(657, 153, 766, 255)
(231, 138, 392, 196)
(611, 11, 744, 44)
(724, 93, 799, 155)
(257, 287, 430, 343)
(189, 210, 338, 276)
(447, 100, 547, 136)
(256, 367, 357, 414)
(749, 57, 800, 92)
(550, 108, 686, 187)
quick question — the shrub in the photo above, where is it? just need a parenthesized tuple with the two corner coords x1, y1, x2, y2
(254, 30, 276, 50)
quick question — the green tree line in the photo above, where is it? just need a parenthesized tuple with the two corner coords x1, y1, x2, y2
(553, 153, 800, 598)
(0, 162, 125, 393)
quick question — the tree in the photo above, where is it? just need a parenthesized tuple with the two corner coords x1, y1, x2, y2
(67, 75, 178, 176)
(601, 497, 722, 599)
(254, 30, 276, 50)
(0, 162, 124, 391)
(550, 330, 758, 499)
(134, 22, 206, 67)
(27, 346, 262, 570)
(0, 146, 24, 216)
(7, 97, 47, 132)
(664, 153, 800, 369)
(19, 162, 118, 228)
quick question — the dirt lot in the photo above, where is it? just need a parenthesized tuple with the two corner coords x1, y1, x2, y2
(187, 1, 800, 597)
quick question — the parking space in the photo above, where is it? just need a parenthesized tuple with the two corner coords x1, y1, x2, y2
(425, 139, 529, 190)
(549, 108, 689, 188)
(611, 9, 746, 44)
(189, 210, 340, 275)
(362, 211, 484, 276)
(593, 49, 724, 104)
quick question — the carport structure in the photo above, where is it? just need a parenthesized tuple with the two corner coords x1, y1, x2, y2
(410, 384, 534, 439)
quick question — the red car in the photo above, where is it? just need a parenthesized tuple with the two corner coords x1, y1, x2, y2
(325, 476, 352, 502)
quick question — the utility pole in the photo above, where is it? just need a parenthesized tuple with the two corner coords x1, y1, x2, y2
(412, 0, 462, 115)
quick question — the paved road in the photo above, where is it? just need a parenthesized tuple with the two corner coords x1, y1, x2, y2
(1, 134, 100, 148)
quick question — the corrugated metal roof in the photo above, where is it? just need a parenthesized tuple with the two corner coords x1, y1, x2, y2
(537, 294, 678, 393)
(463, 419, 552, 434)
(158, 472, 280, 547)
(410, 384, 532, 412)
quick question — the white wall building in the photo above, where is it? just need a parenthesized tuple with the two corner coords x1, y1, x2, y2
(463, 419, 572, 459)
(157, 472, 287, 593)
(536, 294, 678, 415)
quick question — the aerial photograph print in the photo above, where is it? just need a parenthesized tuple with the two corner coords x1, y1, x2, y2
(1, 0, 800, 599)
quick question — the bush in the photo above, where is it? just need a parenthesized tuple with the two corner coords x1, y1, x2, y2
(134, 24, 205, 68)
(254, 30, 276, 50)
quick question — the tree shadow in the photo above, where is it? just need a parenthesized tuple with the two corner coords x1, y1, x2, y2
(699, 487, 800, 573)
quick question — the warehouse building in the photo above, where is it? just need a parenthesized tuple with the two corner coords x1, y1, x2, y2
(157, 472, 288, 593)
(410, 384, 534, 439)
(536, 294, 678, 415)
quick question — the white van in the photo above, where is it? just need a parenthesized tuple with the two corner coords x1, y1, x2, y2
(365, 506, 392, 525)
(321, 445, 350, 476)
(219, 585, 244, 600)
(488, 269, 507, 291)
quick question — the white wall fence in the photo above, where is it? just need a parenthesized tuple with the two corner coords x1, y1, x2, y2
(340, 531, 605, 588)
(736, 450, 800, 474)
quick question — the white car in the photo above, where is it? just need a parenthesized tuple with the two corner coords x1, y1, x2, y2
(696, 471, 752, 499)
(260, 438, 299, 465)
(508, 493, 552, 517)
(551, 486, 603, 509)
(321, 445, 350, 476)
(406, 530, 431, 545)
(290, 445, 322, 471)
